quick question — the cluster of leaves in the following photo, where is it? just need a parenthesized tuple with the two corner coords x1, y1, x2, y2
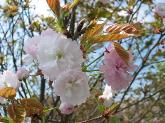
(0, 87, 43, 123)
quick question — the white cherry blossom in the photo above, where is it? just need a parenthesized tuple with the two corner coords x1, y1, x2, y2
(1, 70, 20, 89)
(53, 69, 90, 106)
(99, 84, 113, 107)
(24, 36, 40, 59)
(37, 29, 84, 80)
(0, 70, 20, 103)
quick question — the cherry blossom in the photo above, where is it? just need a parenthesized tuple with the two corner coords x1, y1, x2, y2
(100, 44, 136, 91)
(23, 34, 41, 65)
(99, 84, 113, 107)
(24, 36, 40, 59)
(53, 69, 90, 106)
(23, 28, 54, 63)
(155, 3, 165, 17)
(41, 28, 55, 36)
(36, 29, 84, 80)
(0, 71, 20, 103)
(1, 70, 20, 89)
(16, 67, 29, 80)
(59, 102, 74, 115)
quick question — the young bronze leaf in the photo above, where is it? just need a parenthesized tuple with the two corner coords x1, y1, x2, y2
(92, 33, 132, 43)
(47, 0, 60, 17)
(82, 23, 104, 41)
(106, 23, 140, 35)
(113, 42, 130, 63)
(0, 87, 16, 99)
(20, 98, 43, 118)
(7, 104, 26, 123)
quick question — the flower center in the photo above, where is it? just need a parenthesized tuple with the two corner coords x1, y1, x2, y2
(65, 79, 80, 90)
(115, 64, 120, 70)
(56, 51, 64, 60)
(65, 80, 79, 97)
(68, 80, 76, 87)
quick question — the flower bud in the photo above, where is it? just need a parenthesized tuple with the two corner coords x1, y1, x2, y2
(16, 67, 29, 80)
(59, 102, 74, 115)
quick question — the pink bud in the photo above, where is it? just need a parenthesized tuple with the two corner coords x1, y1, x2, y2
(59, 102, 74, 115)
(16, 67, 29, 80)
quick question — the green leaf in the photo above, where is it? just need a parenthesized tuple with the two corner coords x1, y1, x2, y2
(98, 105, 106, 112)
(69, 0, 80, 10)
(110, 117, 121, 123)
(0, 116, 15, 123)
(43, 107, 55, 113)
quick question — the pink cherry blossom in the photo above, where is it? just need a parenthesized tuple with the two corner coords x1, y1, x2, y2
(24, 36, 40, 59)
(155, 3, 165, 17)
(16, 67, 29, 80)
(100, 44, 136, 91)
(59, 102, 74, 115)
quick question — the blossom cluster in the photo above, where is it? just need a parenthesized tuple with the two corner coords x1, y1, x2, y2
(98, 3, 165, 105)
(24, 28, 90, 114)
(0, 28, 137, 114)
(23, 28, 137, 112)
(155, 3, 165, 25)
(99, 44, 136, 105)
(0, 68, 29, 103)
